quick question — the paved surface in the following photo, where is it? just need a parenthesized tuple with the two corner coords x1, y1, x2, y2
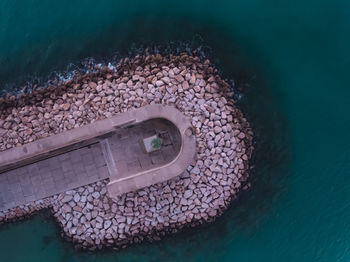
(107, 106, 196, 197)
(0, 143, 109, 211)
(0, 119, 180, 211)
(107, 119, 180, 179)
(0, 105, 194, 211)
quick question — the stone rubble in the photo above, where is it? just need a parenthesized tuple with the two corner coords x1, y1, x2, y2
(0, 53, 253, 250)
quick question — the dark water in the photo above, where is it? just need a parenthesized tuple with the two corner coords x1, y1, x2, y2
(1, 0, 350, 261)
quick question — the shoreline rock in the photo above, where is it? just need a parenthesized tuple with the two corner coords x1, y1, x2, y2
(0, 53, 253, 251)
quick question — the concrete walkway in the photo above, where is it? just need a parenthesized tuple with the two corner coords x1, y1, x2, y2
(0, 142, 109, 211)
(0, 105, 195, 211)
(0, 119, 180, 211)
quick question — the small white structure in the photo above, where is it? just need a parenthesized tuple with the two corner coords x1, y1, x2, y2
(142, 135, 162, 153)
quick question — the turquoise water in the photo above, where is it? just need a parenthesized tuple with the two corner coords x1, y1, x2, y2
(1, 0, 350, 261)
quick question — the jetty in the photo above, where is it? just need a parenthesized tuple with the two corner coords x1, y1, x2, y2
(0, 53, 253, 250)
(0, 104, 196, 211)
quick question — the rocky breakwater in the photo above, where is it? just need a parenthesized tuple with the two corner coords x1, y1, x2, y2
(0, 53, 253, 250)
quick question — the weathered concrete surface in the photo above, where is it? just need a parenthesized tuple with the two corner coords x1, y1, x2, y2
(0, 105, 195, 210)
(104, 119, 179, 179)
(0, 143, 109, 211)
(107, 105, 197, 197)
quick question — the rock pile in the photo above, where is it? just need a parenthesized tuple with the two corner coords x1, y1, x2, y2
(0, 198, 53, 225)
(0, 53, 253, 250)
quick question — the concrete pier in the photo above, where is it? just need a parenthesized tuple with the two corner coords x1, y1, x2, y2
(0, 105, 196, 211)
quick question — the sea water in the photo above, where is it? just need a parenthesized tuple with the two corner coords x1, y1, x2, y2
(0, 0, 350, 261)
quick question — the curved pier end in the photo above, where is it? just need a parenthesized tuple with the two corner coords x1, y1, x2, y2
(107, 104, 197, 197)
